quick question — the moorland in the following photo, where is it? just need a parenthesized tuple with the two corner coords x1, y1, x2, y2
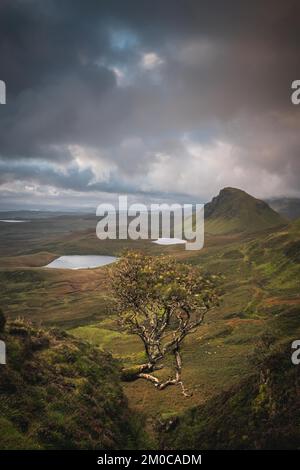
(0, 187, 299, 449)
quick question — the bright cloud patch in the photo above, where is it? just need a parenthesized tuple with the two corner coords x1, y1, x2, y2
(141, 52, 164, 69)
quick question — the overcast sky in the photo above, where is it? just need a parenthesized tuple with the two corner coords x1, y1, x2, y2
(0, 0, 299, 210)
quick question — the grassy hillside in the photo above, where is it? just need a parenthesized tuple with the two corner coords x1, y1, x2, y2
(160, 343, 300, 449)
(69, 219, 300, 423)
(0, 264, 116, 328)
(0, 317, 146, 450)
(245, 219, 300, 294)
(204, 187, 285, 234)
(0, 214, 98, 256)
(0, 199, 299, 449)
(1, 218, 299, 422)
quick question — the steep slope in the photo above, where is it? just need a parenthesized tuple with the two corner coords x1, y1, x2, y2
(204, 187, 285, 235)
(0, 316, 143, 450)
(245, 217, 300, 292)
(161, 344, 300, 450)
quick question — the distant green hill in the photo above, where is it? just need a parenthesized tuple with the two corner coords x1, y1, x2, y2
(0, 317, 144, 450)
(204, 187, 286, 234)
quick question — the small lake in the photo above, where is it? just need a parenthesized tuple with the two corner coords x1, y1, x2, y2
(0, 219, 28, 223)
(152, 238, 186, 245)
(45, 255, 117, 270)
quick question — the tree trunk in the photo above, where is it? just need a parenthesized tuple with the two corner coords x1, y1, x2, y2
(121, 362, 163, 381)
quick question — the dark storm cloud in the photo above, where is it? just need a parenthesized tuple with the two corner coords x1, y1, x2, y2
(0, 0, 299, 208)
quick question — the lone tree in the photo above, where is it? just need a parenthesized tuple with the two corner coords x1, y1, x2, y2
(110, 252, 219, 396)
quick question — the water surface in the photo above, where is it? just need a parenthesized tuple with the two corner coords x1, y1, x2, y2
(152, 238, 186, 245)
(45, 255, 117, 270)
(0, 219, 28, 223)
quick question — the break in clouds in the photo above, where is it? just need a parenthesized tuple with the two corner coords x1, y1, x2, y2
(0, 0, 300, 209)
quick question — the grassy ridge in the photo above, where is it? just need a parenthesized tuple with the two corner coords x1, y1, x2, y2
(160, 343, 300, 449)
(0, 318, 146, 450)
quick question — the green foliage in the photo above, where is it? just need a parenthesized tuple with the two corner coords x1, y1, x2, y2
(111, 251, 219, 332)
(108, 252, 220, 394)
